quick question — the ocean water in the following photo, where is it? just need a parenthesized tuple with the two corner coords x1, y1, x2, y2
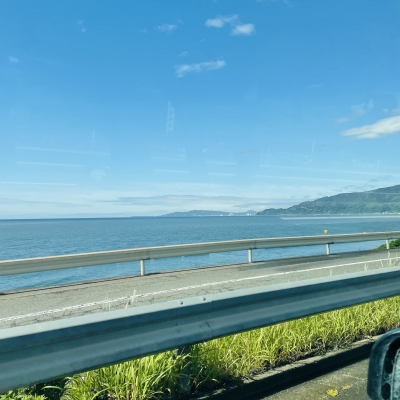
(1, 216, 400, 291)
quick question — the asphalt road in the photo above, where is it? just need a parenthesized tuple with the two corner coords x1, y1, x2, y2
(257, 359, 370, 400)
(1, 249, 399, 329)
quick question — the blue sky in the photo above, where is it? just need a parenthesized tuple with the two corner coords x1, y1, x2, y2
(2, 0, 400, 217)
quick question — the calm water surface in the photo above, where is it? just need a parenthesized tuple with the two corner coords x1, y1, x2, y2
(1, 216, 400, 291)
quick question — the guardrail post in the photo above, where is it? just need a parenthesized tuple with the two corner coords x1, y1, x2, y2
(248, 249, 252, 263)
(177, 345, 191, 394)
(140, 259, 145, 276)
(386, 239, 390, 250)
(326, 244, 330, 255)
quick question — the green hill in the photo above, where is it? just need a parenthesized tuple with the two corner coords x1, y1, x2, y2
(257, 184, 400, 215)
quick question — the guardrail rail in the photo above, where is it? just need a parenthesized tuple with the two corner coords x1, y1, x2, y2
(0, 231, 399, 276)
(2, 266, 400, 392)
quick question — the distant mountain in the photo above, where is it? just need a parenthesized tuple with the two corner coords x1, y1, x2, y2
(257, 185, 400, 216)
(161, 210, 257, 217)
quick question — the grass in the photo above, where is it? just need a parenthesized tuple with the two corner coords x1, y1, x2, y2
(3, 294, 400, 400)
(0, 391, 45, 400)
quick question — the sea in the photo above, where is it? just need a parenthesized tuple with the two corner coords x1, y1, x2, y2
(1, 215, 400, 291)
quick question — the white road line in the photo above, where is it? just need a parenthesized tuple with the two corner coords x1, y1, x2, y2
(1, 256, 397, 323)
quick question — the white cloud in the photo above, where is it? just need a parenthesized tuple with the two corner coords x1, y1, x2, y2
(157, 23, 178, 33)
(231, 24, 255, 36)
(179, 51, 188, 57)
(205, 15, 255, 36)
(175, 60, 226, 78)
(205, 15, 238, 28)
(341, 116, 400, 139)
(9, 56, 19, 63)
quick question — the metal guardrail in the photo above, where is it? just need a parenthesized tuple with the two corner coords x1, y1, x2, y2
(0, 231, 398, 277)
(2, 266, 400, 392)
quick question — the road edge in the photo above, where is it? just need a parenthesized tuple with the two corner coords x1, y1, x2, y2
(191, 334, 380, 399)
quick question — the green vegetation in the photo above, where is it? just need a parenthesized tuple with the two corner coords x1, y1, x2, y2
(0, 391, 45, 400)
(0, 380, 65, 400)
(257, 184, 400, 215)
(377, 238, 400, 250)
(3, 295, 400, 400)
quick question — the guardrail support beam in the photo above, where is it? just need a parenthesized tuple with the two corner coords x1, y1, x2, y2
(326, 244, 330, 255)
(248, 249, 252, 263)
(386, 239, 390, 250)
(140, 260, 145, 276)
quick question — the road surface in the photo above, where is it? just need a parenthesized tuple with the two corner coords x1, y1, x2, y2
(257, 359, 370, 399)
(0, 248, 399, 329)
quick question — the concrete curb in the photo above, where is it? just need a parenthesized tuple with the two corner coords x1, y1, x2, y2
(191, 335, 381, 399)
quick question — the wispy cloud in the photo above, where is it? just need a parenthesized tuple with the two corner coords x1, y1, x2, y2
(98, 191, 333, 215)
(257, 0, 293, 7)
(0, 182, 360, 217)
(157, 23, 178, 33)
(336, 109, 366, 123)
(104, 194, 272, 213)
(154, 169, 190, 174)
(90, 169, 106, 182)
(0, 198, 86, 207)
(9, 56, 19, 63)
(17, 161, 86, 168)
(165, 101, 175, 139)
(205, 15, 238, 28)
(231, 24, 255, 36)
(205, 15, 255, 36)
(336, 100, 373, 123)
(341, 116, 400, 139)
(16, 146, 109, 156)
(77, 20, 87, 33)
(207, 172, 235, 177)
(175, 60, 226, 78)
(232, 202, 272, 209)
(0, 182, 77, 186)
(179, 51, 188, 57)
(255, 175, 363, 184)
(307, 83, 323, 89)
(259, 163, 397, 178)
